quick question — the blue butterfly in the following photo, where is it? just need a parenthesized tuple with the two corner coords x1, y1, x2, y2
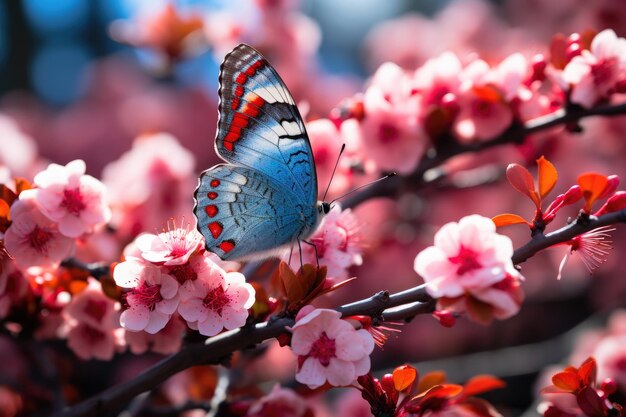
(193, 44, 329, 260)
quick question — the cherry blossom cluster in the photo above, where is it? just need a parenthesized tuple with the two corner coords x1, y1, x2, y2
(114, 226, 255, 336)
(4, 160, 110, 270)
(297, 29, 626, 191)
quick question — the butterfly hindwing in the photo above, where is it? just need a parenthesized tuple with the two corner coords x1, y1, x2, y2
(215, 44, 317, 206)
(194, 164, 318, 260)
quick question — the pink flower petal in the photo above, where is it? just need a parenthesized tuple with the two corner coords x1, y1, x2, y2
(197, 311, 224, 336)
(120, 306, 150, 332)
(326, 358, 356, 386)
(178, 298, 207, 322)
(221, 306, 248, 330)
(143, 310, 171, 334)
(296, 357, 327, 389)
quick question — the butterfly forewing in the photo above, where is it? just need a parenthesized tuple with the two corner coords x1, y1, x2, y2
(215, 44, 317, 204)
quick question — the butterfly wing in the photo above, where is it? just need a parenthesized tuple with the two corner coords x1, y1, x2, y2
(194, 164, 318, 260)
(215, 44, 317, 205)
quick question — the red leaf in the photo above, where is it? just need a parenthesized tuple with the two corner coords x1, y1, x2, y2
(14, 177, 32, 195)
(418, 371, 447, 393)
(463, 375, 506, 397)
(422, 384, 464, 400)
(0, 199, 10, 233)
(577, 357, 597, 387)
(506, 164, 540, 208)
(0, 184, 17, 208)
(492, 213, 531, 228)
(552, 371, 579, 392)
(578, 173, 609, 213)
(457, 398, 503, 417)
(393, 365, 418, 392)
(466, 296, 495, 326)
(576, 386, 607, 417)
(537, 156, 558, 200)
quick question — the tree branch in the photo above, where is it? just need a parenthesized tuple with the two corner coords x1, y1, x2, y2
(343, 102, 626, 209)
(511, 209, 626, 265)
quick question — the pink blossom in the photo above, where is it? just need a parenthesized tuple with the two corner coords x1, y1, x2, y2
(178, 267, 255, 336)
(0, 114, 38, 177)
(66, 321, 124, 361)
(134, 221, 203, 266)
(342, 63, 426, 175)
(414, 52, 463, 108)
(28, 159, 111, 238)
(101, 133, 196, 237)
(593, 335, 626, 389)
(64, 278, 119, 330)
(247, 384, 308, 417)
(4, 197, 75, 270)
(114, 259, 180, 334)
(124, 314, 186, 355)
(307, 118, 352, 199)
(414, 215, 519, 298)
(563, 29, 626, 108)
(284, 206, 362, 279)
(452, 60, 513, 142)
(289, 308, 375, 389)
(439, 272, 524, 323)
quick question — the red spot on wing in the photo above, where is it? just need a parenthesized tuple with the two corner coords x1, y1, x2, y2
(236, 72, 247, 84)
(245, 60, 264, 76)
(219, 240, 236, 253)
(205, 204, 218, 217)
(210, 179, 220, 187)
(208, 221, 223, 238)
(222, 60, 266, 151)
(208, 192, 218, 199)
(222, 113, 250, 151)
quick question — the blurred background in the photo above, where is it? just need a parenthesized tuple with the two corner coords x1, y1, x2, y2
(2, 0, 626, 416)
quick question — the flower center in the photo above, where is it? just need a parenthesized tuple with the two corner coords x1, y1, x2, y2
(83, 299, 109, 324)
(61, 187, 87, 216)
(471, 98, 494, 118)
(167, 263, 197, 284)
(591, 58, 617, 87)
(27, 226, 53, 254)
(203, 285, 230, 315)
(379, 123, 400, 143)
(82, 325, 106, 344)
(133, 282, 163, 310)
(309, 332, 336, 366)
(448, 245, 482, 275)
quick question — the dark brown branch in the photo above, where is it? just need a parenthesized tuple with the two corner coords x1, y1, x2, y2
(343, 102, 626, 209)
(511, 209, 626, 265)
(56, 285, 438, 417)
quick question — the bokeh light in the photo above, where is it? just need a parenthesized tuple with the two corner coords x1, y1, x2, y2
(30, 41, 92, 105)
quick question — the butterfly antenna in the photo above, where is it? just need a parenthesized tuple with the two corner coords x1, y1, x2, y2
(329, 172, 397, 207)
(322, 143, 346, 202)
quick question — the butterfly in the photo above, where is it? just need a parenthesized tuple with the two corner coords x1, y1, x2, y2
(193, 44, 330, 260)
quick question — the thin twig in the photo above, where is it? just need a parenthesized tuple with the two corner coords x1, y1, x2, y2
(343, 102, 626, 209)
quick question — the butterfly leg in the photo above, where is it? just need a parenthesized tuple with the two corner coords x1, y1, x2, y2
(302, 239, 319, 269)
(297, 239, 304, 271)
(288, 244, 294, 265)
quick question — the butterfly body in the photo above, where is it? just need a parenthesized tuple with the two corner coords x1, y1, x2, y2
(194, 44, 325, 260)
